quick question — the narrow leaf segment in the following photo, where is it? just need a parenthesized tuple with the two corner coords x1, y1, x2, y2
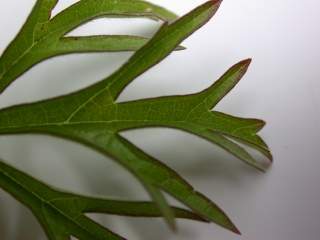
(0, 159, 206, 240)
(0, 0, 178, 93)
(0, 0, 272, 239)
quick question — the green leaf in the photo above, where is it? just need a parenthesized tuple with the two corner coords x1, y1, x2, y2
(0, 0, 178, 93)
(56, 35, 152, 53)
(143, 182, 177, 231)
(0, 0, 273, 238)
(55, 35, 185, 54)
(0, 159, 207, 240)
(0, 1, 244, 234)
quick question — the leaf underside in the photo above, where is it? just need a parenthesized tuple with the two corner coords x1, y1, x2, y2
(0, 159, 208, 240)
(0, 0, 272, 239)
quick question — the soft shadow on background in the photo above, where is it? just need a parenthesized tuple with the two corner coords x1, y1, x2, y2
(1, 0, 320, 240)
(0, 130, 261, 240)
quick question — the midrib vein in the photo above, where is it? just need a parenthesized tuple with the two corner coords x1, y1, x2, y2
(0, 168, 103, 239)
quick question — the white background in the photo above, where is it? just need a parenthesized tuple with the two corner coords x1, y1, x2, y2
(0, 0, 320, 239)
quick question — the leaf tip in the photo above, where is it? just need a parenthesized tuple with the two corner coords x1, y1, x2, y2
(266, 151, 274, 162)
(233, 58, 252, 81)
(211, 0, 223, 6)
(223, 212, 241, 235)
(176, 45, 187, 51)
(209, 0, 223, 14)
(165, 217, 178, 232)
(240, 58, 252, 70)
(231, 225, 242, 235)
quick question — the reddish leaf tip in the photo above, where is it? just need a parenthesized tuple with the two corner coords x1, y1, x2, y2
(236, 58, 252, 74)
(232, 225, 242, 235)
(241, 58, 252, 67)
(211, 0, 223, 6)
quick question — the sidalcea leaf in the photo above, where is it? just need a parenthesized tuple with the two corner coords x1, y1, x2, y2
(0, 0, 242, 233)
(0, 0, 178, 93)
(0, 159, 207, 240)
(0, 0, 272, 239)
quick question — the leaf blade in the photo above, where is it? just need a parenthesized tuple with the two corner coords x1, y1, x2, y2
(0, 159, 206, 239)
(106, 0, 222, 100)
(142, 183, 177, 230)
(0, 0, 178, 93)
(57, 35, 151, 53)
(0, 0, 272, 238)
(48, 0, 178, 36)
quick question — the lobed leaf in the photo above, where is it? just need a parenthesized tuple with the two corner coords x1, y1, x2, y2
(0, 159, 206, 240)
(0, 0, 245, 234)
(0, 0, 273, 238)
(0, 0, 178, 93)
